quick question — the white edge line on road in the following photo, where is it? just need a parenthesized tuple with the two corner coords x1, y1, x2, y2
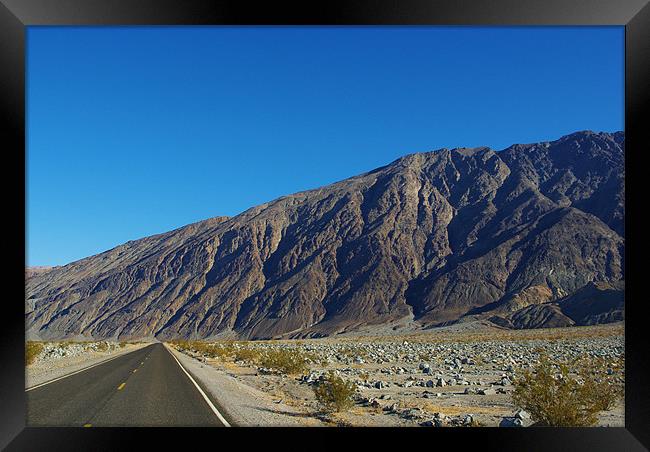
(25, 344, 151, 392)
(164, 344, 231, 427)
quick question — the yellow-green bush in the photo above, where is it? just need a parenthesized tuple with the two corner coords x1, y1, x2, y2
(233, 347, 260, 364)
(169, 340, 241, 361)
(259, 348, 310, 374)
(512, 354, 622, 426)
(26, 341, 43, 366)
(313, 371, 357, 413)
(95, 341, 109, 352)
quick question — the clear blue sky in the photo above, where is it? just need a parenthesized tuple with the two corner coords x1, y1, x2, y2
(27, 26, 624, 266)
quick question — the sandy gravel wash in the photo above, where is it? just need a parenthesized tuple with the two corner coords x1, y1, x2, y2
(26, 343, 150, 389)
(166, 344, 326, 427)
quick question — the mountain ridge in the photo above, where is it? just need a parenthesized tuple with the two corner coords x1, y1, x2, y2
(26, 130, 625, 340)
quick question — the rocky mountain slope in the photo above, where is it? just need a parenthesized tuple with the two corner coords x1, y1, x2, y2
(26, 131, 625, 340)
(25, 266, 56, 278)
(488, 280, 624, 329)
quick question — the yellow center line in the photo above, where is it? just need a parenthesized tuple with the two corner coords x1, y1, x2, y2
(117, 382, 126, 390)
(83, 423, 92, 427)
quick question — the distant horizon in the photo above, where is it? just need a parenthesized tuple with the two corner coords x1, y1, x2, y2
(27, 27, 624, 266)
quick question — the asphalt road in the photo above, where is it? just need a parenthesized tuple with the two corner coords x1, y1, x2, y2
(26, 343, 226, 427)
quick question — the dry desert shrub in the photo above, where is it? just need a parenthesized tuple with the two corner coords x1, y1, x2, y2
(512, 353, 622, 426)
(233, 347, 261, 364)
(313, 371, 357, 413)
(95, 341, 109, 352)
(259, 348, 310, 374)
(25, 341, 43, 365)
(169, 340, 231, 359)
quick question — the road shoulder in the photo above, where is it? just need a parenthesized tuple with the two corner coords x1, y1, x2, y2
(166, 344, 326, 427)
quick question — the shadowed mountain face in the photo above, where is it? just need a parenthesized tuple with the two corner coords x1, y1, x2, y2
(26, 131, 625, 340)
(488, 280, 624, 329)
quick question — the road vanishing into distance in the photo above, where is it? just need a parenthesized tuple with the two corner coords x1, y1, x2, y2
(26, 343, 229, 427)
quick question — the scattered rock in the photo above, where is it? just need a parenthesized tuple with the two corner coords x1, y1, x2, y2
(515, 409, 531, 421)
(478, 388, 496, 395)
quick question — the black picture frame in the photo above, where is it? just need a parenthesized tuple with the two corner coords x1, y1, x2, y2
(1, 0, 648, 450)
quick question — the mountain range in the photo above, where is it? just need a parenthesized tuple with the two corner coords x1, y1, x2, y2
(26, 130, 625, 340)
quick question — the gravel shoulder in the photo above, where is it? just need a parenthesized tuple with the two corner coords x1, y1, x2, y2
(26, 342, 150, 389)
(167, 344, 327, 426)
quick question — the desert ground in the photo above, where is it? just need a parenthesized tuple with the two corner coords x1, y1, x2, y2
(168, 321, 625, 427)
